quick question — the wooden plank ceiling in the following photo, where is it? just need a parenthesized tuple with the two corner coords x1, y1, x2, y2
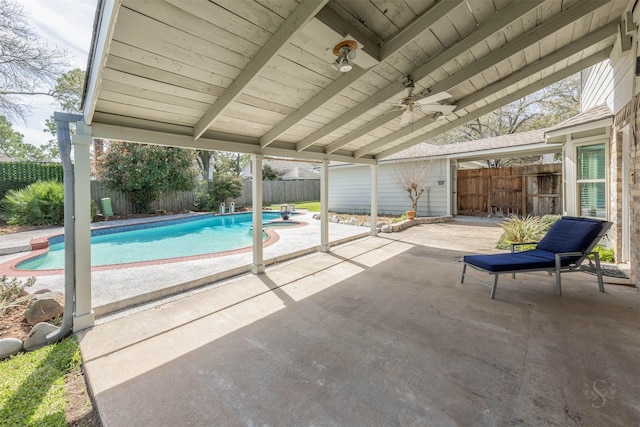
(84, 0, 627, 164)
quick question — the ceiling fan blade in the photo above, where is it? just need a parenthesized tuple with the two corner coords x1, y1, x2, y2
(400, 109, 412, 126)
(420, 104, 457, 114)
(416, 91, 452, 105)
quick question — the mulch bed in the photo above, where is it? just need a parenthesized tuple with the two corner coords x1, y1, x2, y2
(0, 301, 32, 341)
(580, 264, 629, 279)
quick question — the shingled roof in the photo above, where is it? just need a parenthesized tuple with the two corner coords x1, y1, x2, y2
(545, 104, 613, 136)
(385, 128, 550, 162)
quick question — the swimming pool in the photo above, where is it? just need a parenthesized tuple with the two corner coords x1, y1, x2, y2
(15, 212, 299, 271)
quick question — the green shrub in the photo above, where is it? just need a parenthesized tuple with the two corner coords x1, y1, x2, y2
(91, 199, 99, 219)
(97, 142, 199, 213)
(391, 213, 407, 223)
(496, 215, 547, 250)
(1, 180, 65, 225)
(540, 214, 561, 231)
(590, 245, 615, 263)
(194, 175, 243, 212)
(193, 182, 214, 212)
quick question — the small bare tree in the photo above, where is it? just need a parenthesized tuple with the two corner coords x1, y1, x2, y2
(391, 148, 433, 216)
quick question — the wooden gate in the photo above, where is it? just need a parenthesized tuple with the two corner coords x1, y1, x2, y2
(457, 164, 562, 216)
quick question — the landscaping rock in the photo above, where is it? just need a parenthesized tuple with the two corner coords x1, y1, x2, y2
(330, 215, 340, 223)
(312, 213, 321, 220)
(25, 291, 64, 325)
(0, 338, 23, 359)
(33, 288, 52, 295)
(348, 217, 358, 225)
(23, 322, 58, 351)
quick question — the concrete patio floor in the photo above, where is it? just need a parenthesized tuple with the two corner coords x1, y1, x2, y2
(78, 220, 639, 426)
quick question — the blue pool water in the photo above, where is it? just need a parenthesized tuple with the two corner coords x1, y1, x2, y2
(17, 212, 288, 270)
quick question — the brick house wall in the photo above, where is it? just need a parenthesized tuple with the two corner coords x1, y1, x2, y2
(610, 131, 623, 258)
(632, 115, 640, 285)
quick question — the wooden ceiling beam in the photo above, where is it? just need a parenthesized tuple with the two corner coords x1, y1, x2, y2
(379, 0, 465, 60)
(91, 123, 377, 165)
(193, 0, 328, 140)
(325, 111, 404, 154)
(455, 24, 617, 111)
(314, 5, 381, 61)
(296, 0, 544, 153)
(426, 0, 606, 95)
(83, 0, 120, 125)
(262, 0, 464, 149)
(353, 2, 608, 158)
(260, 66, 367, 148)
(374, 51, 613, 160)
(353, 116, 436, 158)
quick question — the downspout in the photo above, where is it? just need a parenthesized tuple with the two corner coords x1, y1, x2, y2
(46, 113, 82, 343)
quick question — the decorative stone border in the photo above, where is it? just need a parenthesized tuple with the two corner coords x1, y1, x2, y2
(381, 215, 454, 233)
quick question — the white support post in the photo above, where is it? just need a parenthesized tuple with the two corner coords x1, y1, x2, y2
(320, 160, 330, 252)
(72, 126, 94, 331)
(446, 160, 452, 215)
(251, 155, 265, 274)
(370, 164, 378, 236)
(451, 160, 458, 215)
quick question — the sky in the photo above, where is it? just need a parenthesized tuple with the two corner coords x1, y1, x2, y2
(12, 0, 97, 147)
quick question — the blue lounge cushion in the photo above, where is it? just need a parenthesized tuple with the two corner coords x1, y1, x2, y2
(464, 249, 557, 272)
(536, 217, 602, 254)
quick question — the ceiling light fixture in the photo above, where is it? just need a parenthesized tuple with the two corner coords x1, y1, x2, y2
(331, 40, 357, 72)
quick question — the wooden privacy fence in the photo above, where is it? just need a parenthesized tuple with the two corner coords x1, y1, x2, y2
(90, 181, 195, 215)
(234, 180, 320, 207)
(457, 164, 562, 217)
(90, 180, 320, 215)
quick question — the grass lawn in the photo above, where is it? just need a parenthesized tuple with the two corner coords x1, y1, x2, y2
(0, 336, 90, 426)
(268, 201, 320, 212)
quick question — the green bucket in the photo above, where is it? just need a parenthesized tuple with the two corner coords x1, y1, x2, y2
(101, 197, 114, 217)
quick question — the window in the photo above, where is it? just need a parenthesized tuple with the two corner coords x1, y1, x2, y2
(576, 143, 606, 218)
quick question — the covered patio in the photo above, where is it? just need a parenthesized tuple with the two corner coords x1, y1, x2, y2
(48, 0, 640, 423)
(56, 0, 631, 332)
(79, 221, 639, 426)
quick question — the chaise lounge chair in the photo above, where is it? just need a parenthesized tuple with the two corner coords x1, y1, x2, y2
(461, 216, 612, 299)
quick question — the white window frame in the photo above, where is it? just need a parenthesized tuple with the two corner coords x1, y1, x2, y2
(574, 141, 608, 219)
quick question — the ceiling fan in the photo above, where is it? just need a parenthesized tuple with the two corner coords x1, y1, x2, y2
(388, 79, 456, 126)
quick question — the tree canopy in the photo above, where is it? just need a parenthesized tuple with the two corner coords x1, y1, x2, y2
(43, 68, 86, 159)
(0, 115, 47, 161)
(262, 164, 280, 181)
(97, 141, 200, 213)
(0, 0, 69, 120)
(429, 74, 580, 166)
(195, 150, 251, 180)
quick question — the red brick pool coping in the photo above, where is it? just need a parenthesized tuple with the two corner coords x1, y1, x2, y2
(0, 220, 308, 277)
